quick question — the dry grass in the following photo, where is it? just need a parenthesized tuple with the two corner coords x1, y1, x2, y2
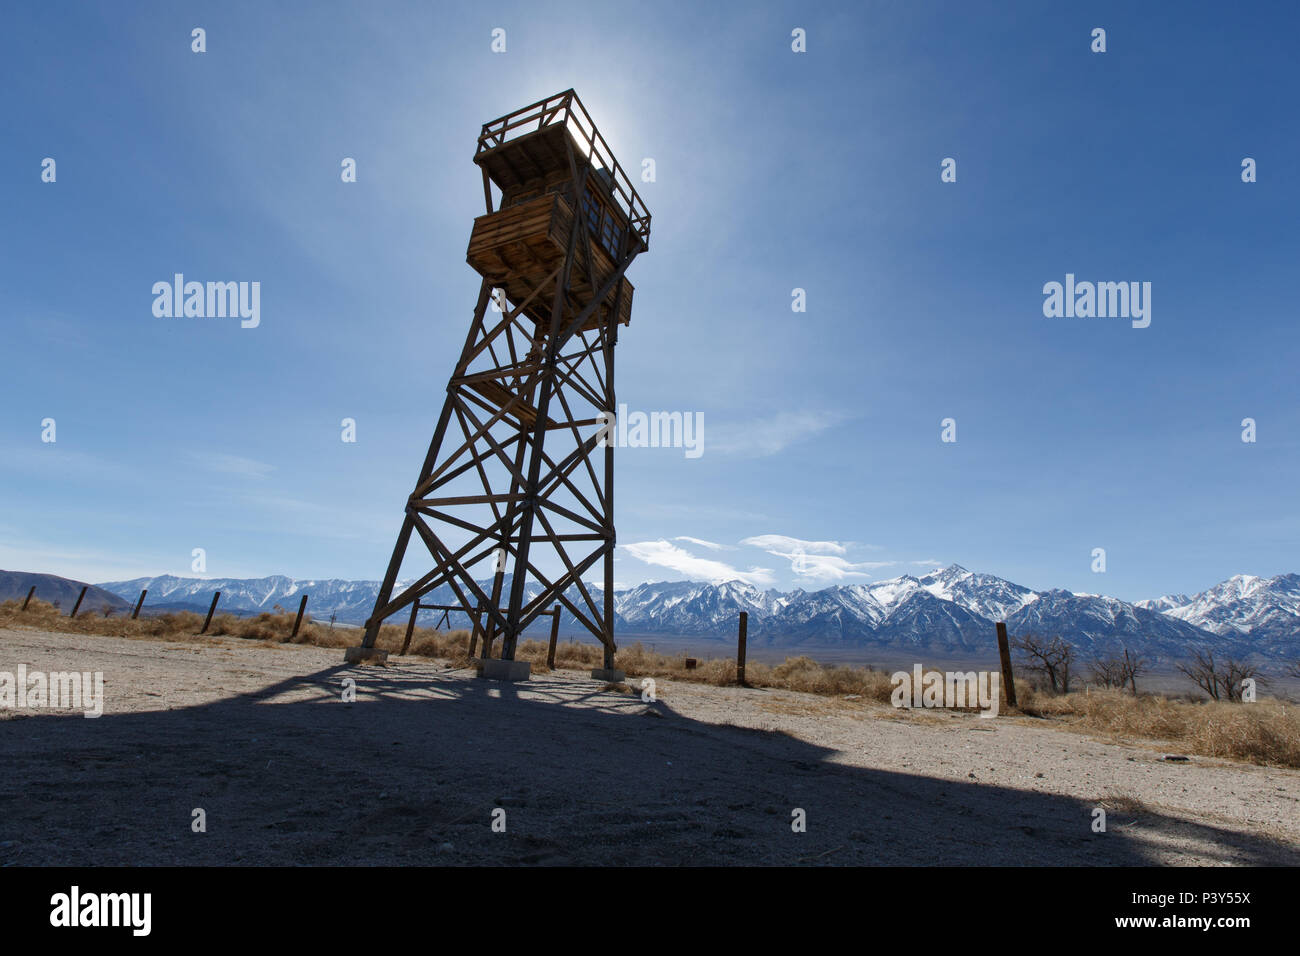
(1021, 686, 1300, 768)
(514, 644, 906, 702)
(0, 602, 922, 704)
(5, 599, 1297, 767)
(1096, 793, 1152, 817)
(0, 598, 470, 655)
(1094, 792, 1152, 829)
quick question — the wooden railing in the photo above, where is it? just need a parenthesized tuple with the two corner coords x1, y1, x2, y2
(476, 89, 652, 247)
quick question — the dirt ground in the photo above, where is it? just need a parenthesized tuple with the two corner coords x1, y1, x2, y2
(1, 625, 1297, 866)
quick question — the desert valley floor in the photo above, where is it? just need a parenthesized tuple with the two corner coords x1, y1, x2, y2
(1, 626, 1298, 866)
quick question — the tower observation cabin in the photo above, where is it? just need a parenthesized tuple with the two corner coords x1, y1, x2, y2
(467, 89, 650, 331)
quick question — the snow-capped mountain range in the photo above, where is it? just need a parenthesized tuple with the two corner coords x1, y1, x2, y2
(1136, 574, 1300, 647)
(97, 565, 1300, 659)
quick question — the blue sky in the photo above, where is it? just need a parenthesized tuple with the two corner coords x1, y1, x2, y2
(2, 0, 1296, 602)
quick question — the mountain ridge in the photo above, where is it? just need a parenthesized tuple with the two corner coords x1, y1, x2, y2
(88, 565, 1300, 659)
(0, 570, 129, 614)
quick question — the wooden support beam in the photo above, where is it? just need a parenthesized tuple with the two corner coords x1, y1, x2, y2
(401, 602, 419, 656)
(131, 589, 147, 620)
(22, 586, 35, 611)
(468, 604, 483, 658)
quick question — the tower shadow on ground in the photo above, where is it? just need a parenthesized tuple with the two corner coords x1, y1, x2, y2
(2, 662, 1295, 866)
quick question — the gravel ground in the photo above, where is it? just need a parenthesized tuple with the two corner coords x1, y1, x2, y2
(1, 625, 1297, 866)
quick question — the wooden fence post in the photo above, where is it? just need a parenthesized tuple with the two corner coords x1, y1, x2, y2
(737, 611, 748, 687)
(22, 586, 36, 611)
(132, 589, 147, 620)
(69, 586, 88, 618)
(201, 591, 221, 634)
(996, 621, 1018, 708)
(547, 607, 560, 669)
(291, 594, 309, 640)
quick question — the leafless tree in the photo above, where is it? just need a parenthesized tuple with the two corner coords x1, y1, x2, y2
(1090, 655, 1126, 689)
(1224, 658, 1267, 701)
(1122, 648, 1150, 693)
(1012, 632, 1075, 694)
(1177, 649, 1220, 699)
(1175, 649, 1266, 702)
(1091, 647, 1149, 693)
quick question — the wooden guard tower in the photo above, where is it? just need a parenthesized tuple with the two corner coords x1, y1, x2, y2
(350, 90, 651, 677)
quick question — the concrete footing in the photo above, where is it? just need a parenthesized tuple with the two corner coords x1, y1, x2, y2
(590, 668, 626, 683)
(344, 646, 389, 664)
(481, 658, 531, 682)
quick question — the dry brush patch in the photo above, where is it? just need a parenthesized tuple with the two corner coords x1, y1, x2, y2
(0, 604, 918, 704)
(1020, 686, 1300, 768)
(1, 599, 224, 645)
(528, 644, 905, 702)
(0, 599, 454, 654)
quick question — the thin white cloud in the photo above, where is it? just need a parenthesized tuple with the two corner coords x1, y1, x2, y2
(234, 493, 393, 543)
(3, 445, 139, 482)
(622, 539, 775, 587)
(740, 534, 894, 583)
(674, 535, 731, 551)
(628, 502, 770, 523)
(706, 410, 848, 458)
(0, 538, 190, 584)
(740, 534, 846, 555)
(781, 553, 896, 582)
(194, 453, 276, 479)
